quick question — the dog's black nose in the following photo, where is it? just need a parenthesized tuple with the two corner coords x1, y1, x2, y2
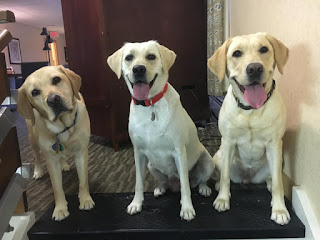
(133, 65, 146, 77)
(47, 94, 61, 107)
(246, 63, 263, 80)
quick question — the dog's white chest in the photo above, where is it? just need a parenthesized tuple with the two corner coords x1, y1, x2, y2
(235, 129, 267, 171)
(129, 100, 179, 176)
(131, 129, 177, 176)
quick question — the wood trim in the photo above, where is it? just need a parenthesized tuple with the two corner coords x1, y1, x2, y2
(0, 53, 10, 104)
(0, 29, 13, 52)
(0, 127, 22, 196)
(14, 192, 28, 214)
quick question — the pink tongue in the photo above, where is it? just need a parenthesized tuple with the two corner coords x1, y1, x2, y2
(133, 82, 150, 100)
(243, 84, 267, 109)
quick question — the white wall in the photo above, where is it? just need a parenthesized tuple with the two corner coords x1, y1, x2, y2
(0, 22, 47, 74)
(0, 22, 66, 73)
(229, 0, 320, 224)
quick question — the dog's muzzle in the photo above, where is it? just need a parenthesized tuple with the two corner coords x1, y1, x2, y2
(47, 94, 69, 117)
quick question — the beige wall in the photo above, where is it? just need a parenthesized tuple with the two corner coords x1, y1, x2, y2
(0, 22, 66, 73)
(229, 0, 320, 223)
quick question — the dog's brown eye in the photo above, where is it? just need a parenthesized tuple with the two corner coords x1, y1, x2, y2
(260, 46, 268, 53)
(146, 54, 156, 60)
(125, 54, 134, 61)
(232, 50, 242, 58)
(52, 76, 61, 85)
(31, 89, 40, 97)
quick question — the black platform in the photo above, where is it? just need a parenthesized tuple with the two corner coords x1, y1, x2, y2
(28, 186, 305, 240)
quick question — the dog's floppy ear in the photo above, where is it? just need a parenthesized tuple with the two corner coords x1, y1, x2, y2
(58, 66, 81, 100)
(18, 86, 35, 126)
(156, 43, 176, 73)
(265, 33, 289, 74)
(207, 39, 232, 81)
(107, 47, 124, 79)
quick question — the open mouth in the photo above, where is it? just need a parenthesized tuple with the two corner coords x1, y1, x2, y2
(129, 73, 158, 89)
(129, 74, 158, 100)
(233, 78, 268, 109)
(234, 78, 266, 93)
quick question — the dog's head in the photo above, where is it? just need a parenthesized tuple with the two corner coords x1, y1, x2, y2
(18, 66, 81, 125)
(107, 40, 176, 100)
(208, 32, 289, 109)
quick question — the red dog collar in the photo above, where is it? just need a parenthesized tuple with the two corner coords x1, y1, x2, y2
(132, 83, 168, 106)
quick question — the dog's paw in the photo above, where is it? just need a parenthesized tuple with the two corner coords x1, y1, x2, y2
(127, 200, 142, 215)
(33, 168, 44, 179)
(79, 195, 95, 210)
(199, 184, 212, 197)
(154, 186, 166, 197)
(213, 197, 230, 212)
(61, 162, 71, 172)
(52, 205, 69, 221)
(180, 204, 196, 221)
(271, 208, 291, 225)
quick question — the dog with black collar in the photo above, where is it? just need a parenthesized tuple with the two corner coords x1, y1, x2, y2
(18, 66, 95, 221)
(108, 40, 214, 221)
(207, 32, 290, 225)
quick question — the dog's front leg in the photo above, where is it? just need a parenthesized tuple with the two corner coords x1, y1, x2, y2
(27, 128, 43, 179)
(266, 140, 290, 225)
(127, 149, 147, 215)
(213, 139, 235, 212)
(174, 146, 195, 221)
(75, 149, 95, 211)
(44, 153, 69, 221)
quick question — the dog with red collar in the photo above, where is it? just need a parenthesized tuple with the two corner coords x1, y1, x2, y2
(107, 41, 214, 221)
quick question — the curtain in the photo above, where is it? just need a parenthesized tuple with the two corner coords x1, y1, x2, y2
(207, 0, 227, 96)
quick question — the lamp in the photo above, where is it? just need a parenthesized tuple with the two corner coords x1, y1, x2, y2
(46, 35, 53, 44)
(40, 27, 48, 36)
(41, 27, 55, 65)
(0, 10, 15, 23)
(43, 42, 50, 51)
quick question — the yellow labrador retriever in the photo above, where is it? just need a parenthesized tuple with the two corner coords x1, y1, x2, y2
(208, 33, 290, 225)
(108, 41, 214, 221)
(18, 66, 95, 221)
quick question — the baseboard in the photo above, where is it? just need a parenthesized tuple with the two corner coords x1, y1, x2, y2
(2, 212, 35, 240)
(292, 186, 320, 239)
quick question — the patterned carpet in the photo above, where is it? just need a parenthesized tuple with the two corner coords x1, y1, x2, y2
(15, 112, 221, 219)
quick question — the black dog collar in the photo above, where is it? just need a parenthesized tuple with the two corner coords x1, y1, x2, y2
(52, 110, 78, 153)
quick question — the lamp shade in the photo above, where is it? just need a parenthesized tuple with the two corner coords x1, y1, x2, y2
(40, 27, 48, 36)
(43, 42, 50, 50)
(0, 10, 15, 23)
